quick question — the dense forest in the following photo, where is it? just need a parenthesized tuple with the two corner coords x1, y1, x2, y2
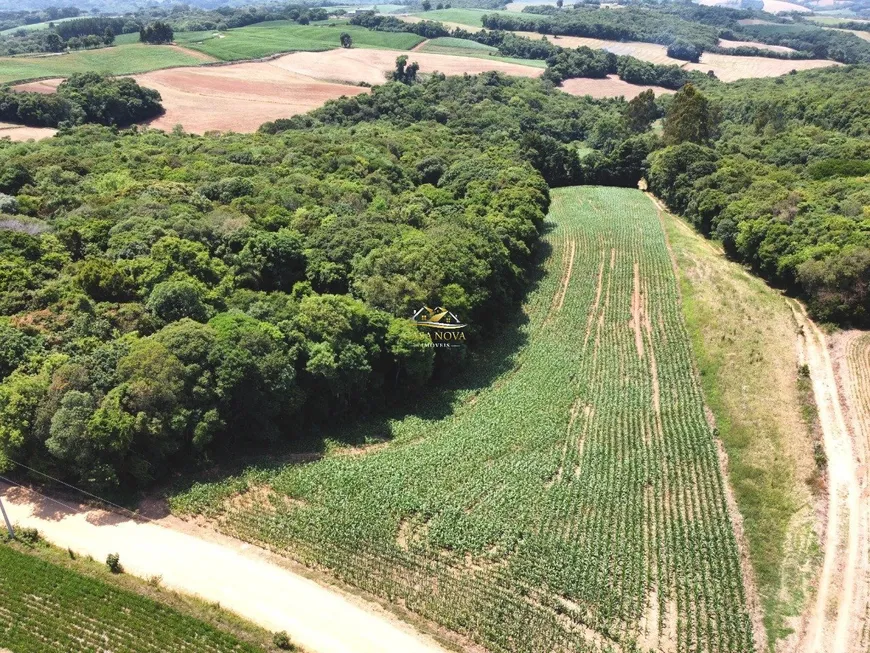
(0, 75, 584, 491)
(649, 67, 870, 325)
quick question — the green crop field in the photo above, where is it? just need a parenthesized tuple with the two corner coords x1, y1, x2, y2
(0, 544, 263, 652)
(0, 44, 212, 85)
(173, 186, 754, 653)
(175, 21, 423, 61)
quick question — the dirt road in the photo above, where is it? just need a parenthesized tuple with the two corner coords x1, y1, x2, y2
(0, 484, 449, 653)
(790, 303, 869, 653)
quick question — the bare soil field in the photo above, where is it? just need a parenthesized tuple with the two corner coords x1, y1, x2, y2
(718, 38, 798, 53)
(688, 53, 838, 82)
(0, 121, 56, 141)
(268, 47, 543, 85)
(515, 31, 685, 65)
(560, 74, 674, 99)
(131, 62, 369, 133)
(10, 50, 542, 134)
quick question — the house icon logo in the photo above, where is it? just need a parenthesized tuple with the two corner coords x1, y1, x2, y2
(411, 306, 467, 345)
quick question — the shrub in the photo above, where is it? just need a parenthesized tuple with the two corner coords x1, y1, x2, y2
(106, 552, 122, 573)
(16, 526, 40, 544)
(272, 630, 294, 650)
(0, 193, 19, 214)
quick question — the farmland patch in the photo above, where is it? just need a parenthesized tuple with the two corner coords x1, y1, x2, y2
(172, 187, 755, 653)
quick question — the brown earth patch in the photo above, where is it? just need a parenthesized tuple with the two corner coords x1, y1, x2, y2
(560, 74, 674, 100)
(131, 61, 369, 133)
(0, 122, 56, 141)
(11, 77, 63, 94)
(269, 47, 541, 86)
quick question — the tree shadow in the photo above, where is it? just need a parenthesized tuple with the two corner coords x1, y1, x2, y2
(165, 232, 555, 495)
(2, 484, 85, 522)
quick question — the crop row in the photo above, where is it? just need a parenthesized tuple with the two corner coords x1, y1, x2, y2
(0, 545, 261, 653)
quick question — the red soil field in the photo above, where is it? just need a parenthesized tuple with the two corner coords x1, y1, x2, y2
(131, 62, 369, 133)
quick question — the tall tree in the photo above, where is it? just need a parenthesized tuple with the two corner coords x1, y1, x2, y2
(662, 83, 716, 145)
(623, 89, 658, 133)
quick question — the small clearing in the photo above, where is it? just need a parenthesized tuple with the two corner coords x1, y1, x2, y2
(9, 78, 62, 94)
(0, 121, 56, 141)
(560, 74, 674, 100)
(0, 484, 449, 653)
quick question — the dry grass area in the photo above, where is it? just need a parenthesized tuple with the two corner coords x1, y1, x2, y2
(268, 47, 542, 85)
(660, 207, 822, 648)
(718, 38, 798, 53)
(131, 61, 369, 133)
(687, 52, 838, 81)
(560, 74, 674, 99)
(0, 121, 56, 141)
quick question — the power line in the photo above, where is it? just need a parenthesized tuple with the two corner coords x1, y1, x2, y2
(5, 459, 156, 525)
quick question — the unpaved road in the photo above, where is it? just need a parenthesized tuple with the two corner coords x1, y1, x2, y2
(790, 303, 869, 653)
(0, 484, 448, 653)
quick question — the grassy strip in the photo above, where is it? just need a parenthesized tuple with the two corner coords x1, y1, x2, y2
(660, 208, 822, 646)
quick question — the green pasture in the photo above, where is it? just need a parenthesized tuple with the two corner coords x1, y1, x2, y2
(175, 21, 423, 60)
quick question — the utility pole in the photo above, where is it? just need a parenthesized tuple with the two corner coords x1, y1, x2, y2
(0, 495, 14, 539)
